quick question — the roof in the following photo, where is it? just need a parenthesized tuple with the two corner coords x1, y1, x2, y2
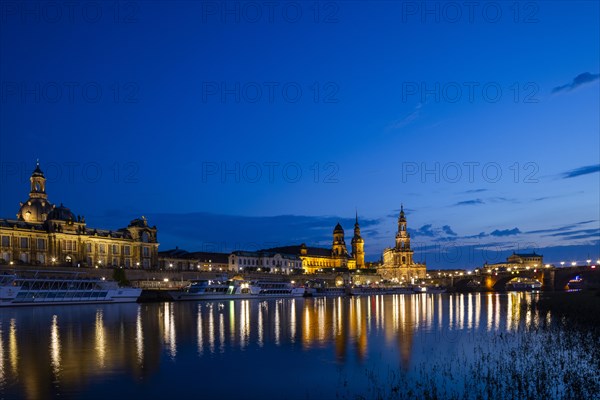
(262, 245, 333, 258)
(159, 248, 190, 258)
(231, 250, 300, 260)
(512, 252, 541, 258)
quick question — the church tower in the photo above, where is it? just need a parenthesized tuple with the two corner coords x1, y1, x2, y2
(30, 160, 47, 200)
(351, 212, 365, 268)
(17, 161, 54, 222)
(395, 205, 410, 250)
(394, 205, 413, 265)
(332, 222, 348, 257)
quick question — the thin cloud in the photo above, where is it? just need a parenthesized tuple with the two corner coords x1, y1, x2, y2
(526, 220, 597, 235)
(442, 225, 457, 236)
(455, 199, 484, 206)
(545, 228, 600, 238)
(561, 164, 600, 179)
(490, 228, 521, 237)
(416, 224, 436, 237)
(552, 72, 600, 93)
(463, 189, 488, 194)
(388, 102, 423, 130)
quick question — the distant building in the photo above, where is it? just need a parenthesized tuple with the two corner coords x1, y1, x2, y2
(263, 214, 366, 273)
(158, 248, 229, 271)
(229, 250, 302, 274)
(0, 161, 159, 268)
(379, 205, 426, 281)
(483, 252, 544, 270)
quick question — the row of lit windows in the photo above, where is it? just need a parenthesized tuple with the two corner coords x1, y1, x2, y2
(1, 235, 138, 256)
(1, 236, 46, 250)
(232, 257, 300, 267)
(0, 236, 154, 260)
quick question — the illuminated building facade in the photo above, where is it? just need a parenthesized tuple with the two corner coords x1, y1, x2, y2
(228, 250, 302, 274)
(379, 205, 426, 281)
(0, 162, 159, 268)
(483, 252, 544, 271)
(264, 216, 365, 273)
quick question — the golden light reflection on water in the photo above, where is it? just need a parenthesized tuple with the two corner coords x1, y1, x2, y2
(258, 302, 264, 347)
(290, 299, 296, 342)
(95, 310, 105, 368)
(196, 304, 203, 356)
(274, 300, 281, 346)
(162, 303, 176, 359)
(50, 315, 61, 377)
(0, 292, 555, 398)
(208, 304, 215, 354)
(240, 300, 249, 349)
(136, 306, 144, 365)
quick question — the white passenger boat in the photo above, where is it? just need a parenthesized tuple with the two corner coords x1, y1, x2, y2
(425, 285, 447, 294)
(505, 279, 542, 291)
(168, 279, 305, 301)
(0, 273, 141, 306)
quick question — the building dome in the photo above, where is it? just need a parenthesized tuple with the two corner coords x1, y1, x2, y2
(333, 222, 344, 233)
(47, 204, 76, 222)
(31, 163, 45, 178)
(17, 198, 54, 223)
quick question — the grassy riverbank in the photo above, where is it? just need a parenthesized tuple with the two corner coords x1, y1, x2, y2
(334, 291, 600, 400)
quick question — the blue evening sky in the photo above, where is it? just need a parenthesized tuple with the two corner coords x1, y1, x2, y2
(1, 1, 598, 268)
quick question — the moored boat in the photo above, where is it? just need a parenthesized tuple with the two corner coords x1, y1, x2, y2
(505, 279, 542, 291)
(425, 285, 447, 294)
(168, 279, 305, 301)
(0, 272, 141, 306)
(567, 276, 584, 290)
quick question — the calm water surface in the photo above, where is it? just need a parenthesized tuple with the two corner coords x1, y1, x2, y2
(0, 293, 596, 399)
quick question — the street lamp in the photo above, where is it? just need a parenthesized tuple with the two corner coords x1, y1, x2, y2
(587, 259, 591, 265)
(560, 262, 565, 267)
(571, 261, 576, 266)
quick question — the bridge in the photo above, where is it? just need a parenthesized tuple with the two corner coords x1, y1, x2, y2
(427, 265, 600, 291)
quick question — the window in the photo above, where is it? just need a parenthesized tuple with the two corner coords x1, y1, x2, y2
(20, 237, 29, 249)
(112, 244, 119, 254)
(37, 238, 46, 250)
(63, 240, 76, 252)
(87, 243, 92, 252)
(112, 258, 118, 266)
(1, 236, 10, 247)
(143, 259, 149, 268)
(99, 244, 106, 254)
(142, 247, 149, 257)
(125, 259, 131, 268)
(124, 246, 131, 256)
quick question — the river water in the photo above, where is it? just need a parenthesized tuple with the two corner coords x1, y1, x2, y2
(0, 293, 597, 399)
